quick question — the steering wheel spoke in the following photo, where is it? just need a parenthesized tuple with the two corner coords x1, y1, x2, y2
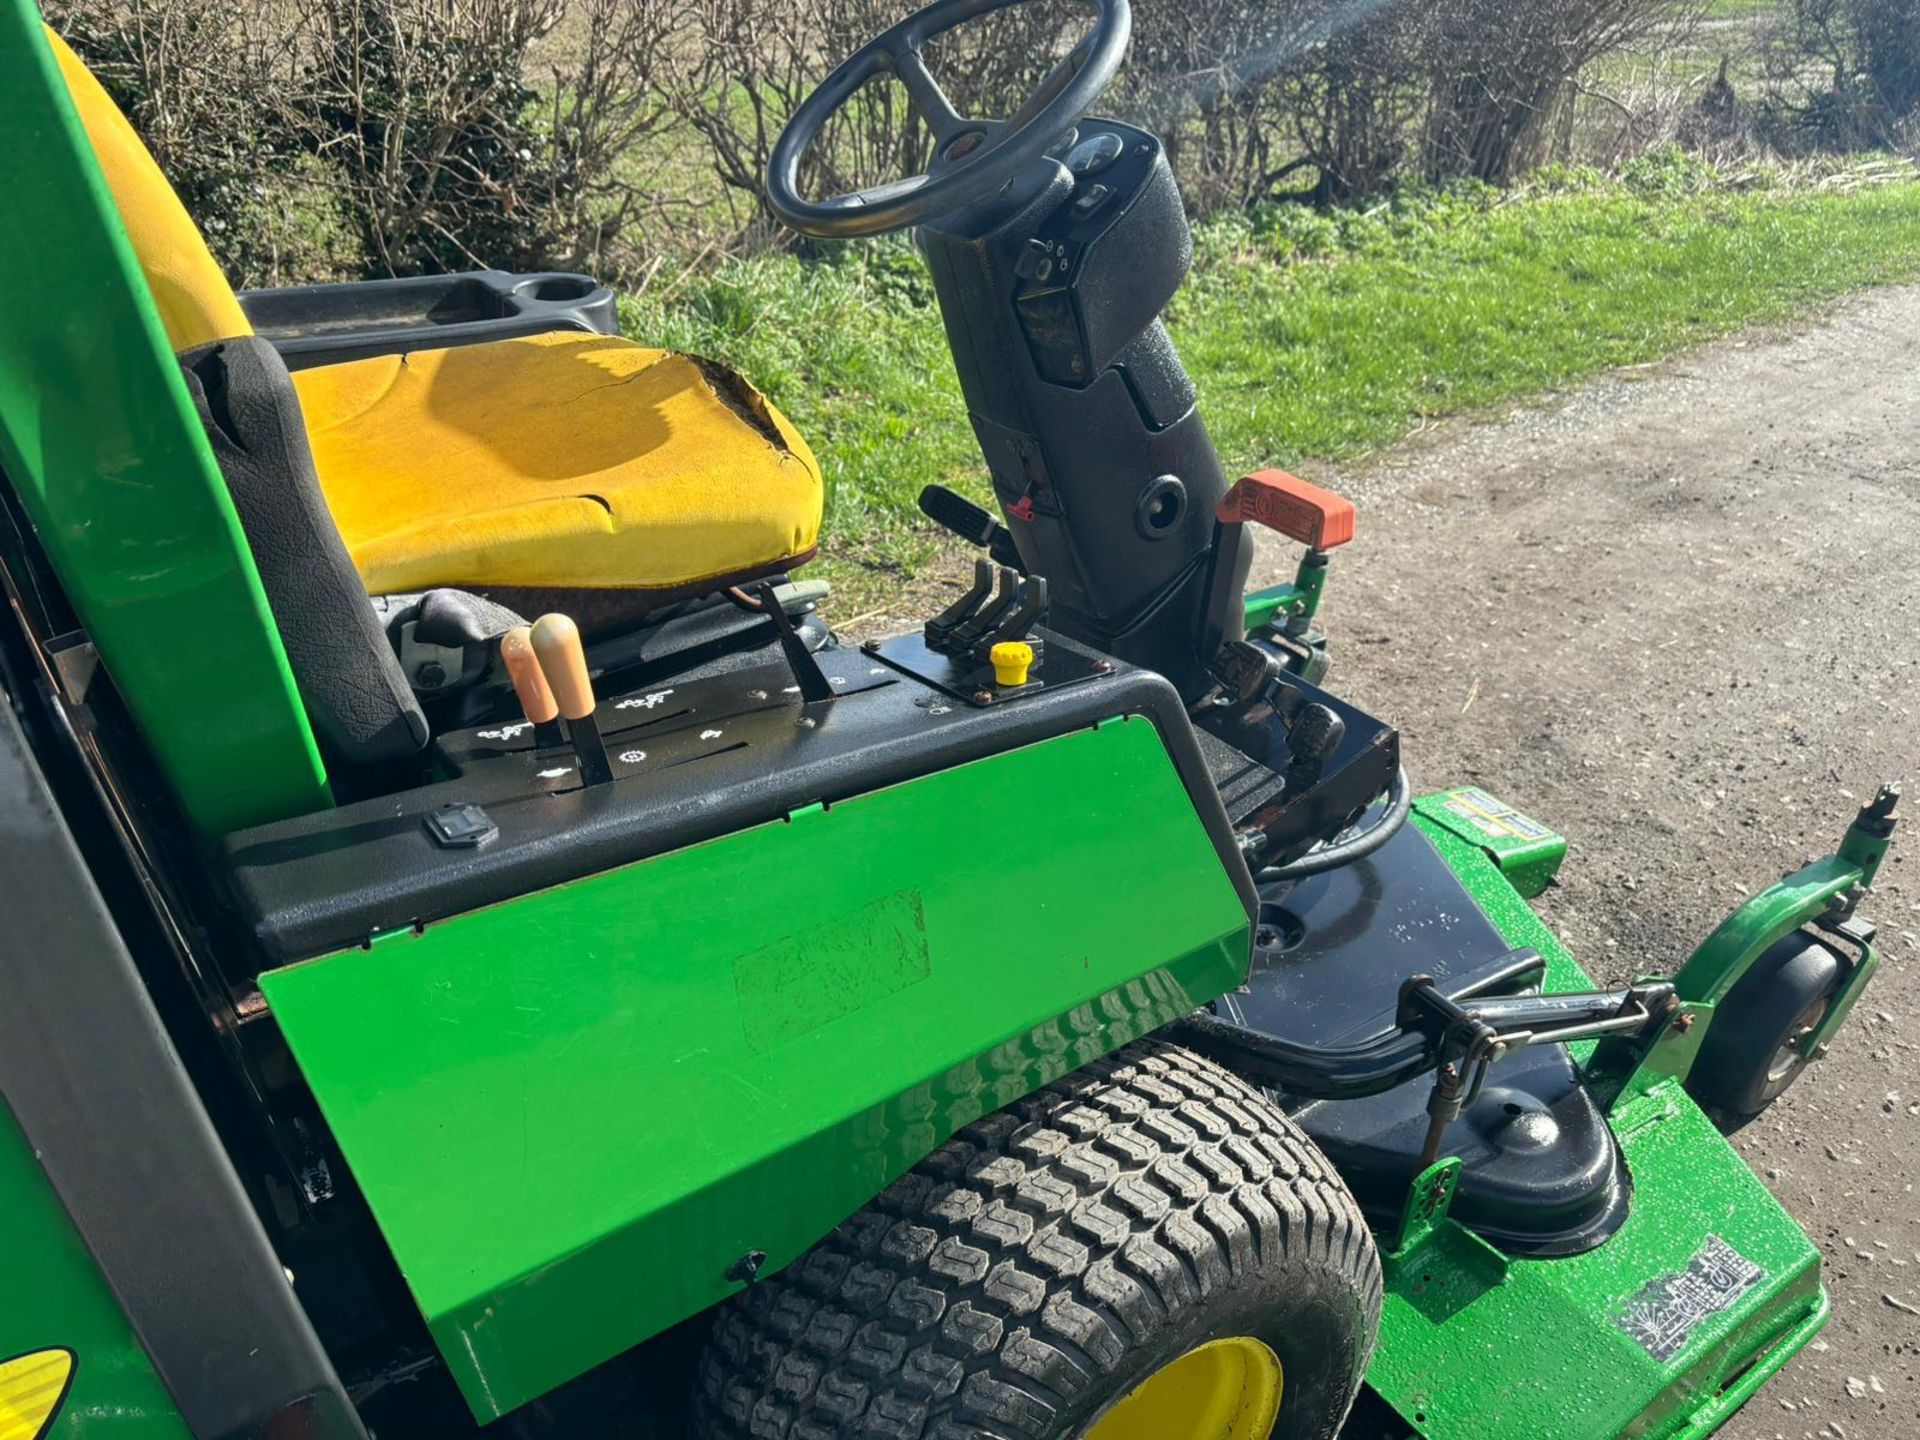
(890, 45, 968, 143)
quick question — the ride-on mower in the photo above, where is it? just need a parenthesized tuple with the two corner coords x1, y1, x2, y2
(0, 1, 1902, 1436)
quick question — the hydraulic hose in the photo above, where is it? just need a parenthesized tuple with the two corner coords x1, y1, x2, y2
(1256, 765, 1412, 884)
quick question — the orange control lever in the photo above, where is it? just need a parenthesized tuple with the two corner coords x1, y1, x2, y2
(1217, 470, 1355, 551)
(530, 613, 613, 785)
(530, 613, 596, 721)
(500, 626, 559, 725)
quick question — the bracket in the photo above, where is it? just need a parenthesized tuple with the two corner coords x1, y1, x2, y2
(1391, 1156, 1462, 1257)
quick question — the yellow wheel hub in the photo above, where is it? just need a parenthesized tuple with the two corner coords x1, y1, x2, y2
(1084, 1335, 1284, 1440)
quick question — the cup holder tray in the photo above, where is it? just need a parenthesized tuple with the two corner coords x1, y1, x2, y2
(239, 268, 617, 369)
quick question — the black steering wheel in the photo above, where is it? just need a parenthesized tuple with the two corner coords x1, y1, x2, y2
(766, 0, 1131, 239)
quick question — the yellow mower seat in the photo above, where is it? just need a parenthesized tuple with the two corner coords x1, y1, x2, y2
(291, 335, 822, 597)
(50, 28, 823, 601)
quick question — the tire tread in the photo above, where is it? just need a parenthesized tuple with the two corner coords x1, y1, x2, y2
(693, 1040, 1381, 1440)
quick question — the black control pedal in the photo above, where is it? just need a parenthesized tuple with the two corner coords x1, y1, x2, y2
(926, 559, 995, 650)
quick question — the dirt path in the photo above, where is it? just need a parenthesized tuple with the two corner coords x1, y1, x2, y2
(1243, 284, 1920, 1439)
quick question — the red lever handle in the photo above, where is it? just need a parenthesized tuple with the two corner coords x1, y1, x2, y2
(1217, 470, 1355, 550)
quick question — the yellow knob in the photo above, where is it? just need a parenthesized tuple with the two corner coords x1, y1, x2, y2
(991, 640, 1034, 687)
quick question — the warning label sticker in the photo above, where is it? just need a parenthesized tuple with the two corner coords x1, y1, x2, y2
(1440, 787, 1555, 843)
(1617, 1237, 1766, 1361)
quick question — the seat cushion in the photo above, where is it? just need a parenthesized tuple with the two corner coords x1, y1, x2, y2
(290, 332, 823, 597)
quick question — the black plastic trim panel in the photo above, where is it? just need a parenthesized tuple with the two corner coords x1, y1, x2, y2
(238, 269, 617, 371)
(0, 686, 367, 1439)
(225, 638, 1258, 965)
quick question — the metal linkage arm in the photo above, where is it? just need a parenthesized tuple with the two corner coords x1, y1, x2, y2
(1173, 952, 1549, 1101)
(1399, 973, 1680, 1166)
(1171, 951, 1681, 1165)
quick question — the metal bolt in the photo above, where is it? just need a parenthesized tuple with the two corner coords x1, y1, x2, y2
(1093, 660, 1113, 674)
(725, 1249, 767, 1285)
(1674, 1012, 1697, 1033)
(972, 690, 995, 705)
(416, 660, 447, 688)
(862, 638, 883, 653)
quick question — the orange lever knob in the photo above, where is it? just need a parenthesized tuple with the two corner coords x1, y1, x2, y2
(500, 626, 559, 724)
(1217, 470, 1356, 550)
(530, 613, 596, 721)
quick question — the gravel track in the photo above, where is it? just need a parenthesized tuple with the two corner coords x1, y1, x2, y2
(1245, 283, 1920, 1440)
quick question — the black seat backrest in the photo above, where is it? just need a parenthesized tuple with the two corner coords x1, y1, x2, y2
(178, 338, 428, 765)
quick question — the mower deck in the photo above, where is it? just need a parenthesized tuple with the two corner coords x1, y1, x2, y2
(1351, 817, 1828, 1440)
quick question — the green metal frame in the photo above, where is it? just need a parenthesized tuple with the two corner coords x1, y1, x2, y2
(2, 12, 1889, 1438)
(262, 717, 1251, 1420)
(1413, 786, 1569, 899)
(0, 3, 327, 835)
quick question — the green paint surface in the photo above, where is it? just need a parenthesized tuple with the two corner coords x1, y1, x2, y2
(0, 3, 326, 833)
(263, 720, 1249, 1419)
(0, 1102, 191, 1439)
(1374, 814, 1827, 1439)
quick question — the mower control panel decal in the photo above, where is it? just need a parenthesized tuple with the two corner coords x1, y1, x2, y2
(1617, 1237, 1765, 1361)
(1438, 787, 1554, 843)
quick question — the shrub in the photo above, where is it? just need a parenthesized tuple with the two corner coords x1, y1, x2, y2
(1419, 0, 1690, 186)
(296, 0, 567, 275)
(524, 0, 686, 276)
(1767, 0, 1920, 148)
(41, 0, 328, 285)
(668, 0, 1067, 247)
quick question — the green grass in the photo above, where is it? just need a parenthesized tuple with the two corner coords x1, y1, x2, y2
(620, 154, 1920, 590)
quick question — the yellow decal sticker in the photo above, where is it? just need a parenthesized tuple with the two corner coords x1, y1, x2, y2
(0, 1349, 74, 1440)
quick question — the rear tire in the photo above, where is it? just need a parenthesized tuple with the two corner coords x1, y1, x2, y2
(691, 1039, 1381, 1440)
(1687, 933, 1844, 1132)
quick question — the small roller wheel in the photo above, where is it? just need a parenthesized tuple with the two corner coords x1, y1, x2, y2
(1687, 932, 1845, 1132)
(691, 1039, 1381, 1440)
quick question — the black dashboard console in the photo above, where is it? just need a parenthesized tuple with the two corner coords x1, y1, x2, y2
(221, 631, 1259, 967)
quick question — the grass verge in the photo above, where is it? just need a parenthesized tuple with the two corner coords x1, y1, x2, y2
(620, 152, 1920, 607)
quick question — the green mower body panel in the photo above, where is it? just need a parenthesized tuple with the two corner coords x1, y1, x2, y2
(0, 1105, 191, 1440)
(1361, 813, 1828, 1440)
(260, 717, 1251, 1419)
(0, 7, 1874, 1435)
